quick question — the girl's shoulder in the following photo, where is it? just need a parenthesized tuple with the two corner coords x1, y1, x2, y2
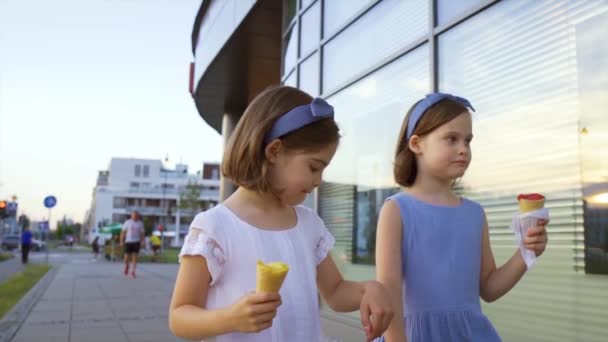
(294, 205, 324, 225)
(190, 205, 231, 232)
(386, 192, 484, 214)
(294, 205, 331, 238)
(460, 197, 484, 210)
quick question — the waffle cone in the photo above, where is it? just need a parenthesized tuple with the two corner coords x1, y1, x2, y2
(518, 194, 545, 213)
(256, 260, 289, 293)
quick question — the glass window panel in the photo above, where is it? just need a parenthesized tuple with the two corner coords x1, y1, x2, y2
(299, 52, 319, 96)
(300, 1, 321, 56)
(283, 69, 297, 87)
(578, 9, 608, 275)
(301, 0, 315, 9)
(283, 0, 297, 29)
(282, 23, 298, 76)
(437, 0, 487, 26)
(323, 0, 375, 38)
(439, 1, 608, 339)
(323, 0, 428, 93)
(320, 45, 429, 264)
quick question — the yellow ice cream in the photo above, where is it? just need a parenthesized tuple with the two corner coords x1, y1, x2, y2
(517, 193, 545, 213)
(256, 260, 289, 293)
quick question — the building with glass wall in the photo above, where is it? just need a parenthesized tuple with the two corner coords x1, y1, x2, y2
(191, 0, 608, 340)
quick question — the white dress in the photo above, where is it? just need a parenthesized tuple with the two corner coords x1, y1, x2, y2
(179, 204, 336, 342)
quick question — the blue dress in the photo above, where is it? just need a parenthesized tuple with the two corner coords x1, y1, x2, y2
(378, 192, 501, 342)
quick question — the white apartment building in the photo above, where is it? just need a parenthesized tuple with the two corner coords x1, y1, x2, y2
(83, 158, 220, 246)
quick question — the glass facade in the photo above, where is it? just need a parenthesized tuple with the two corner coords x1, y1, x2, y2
(322, 0, 428, 93)
(299, 1, 320, 56)
(437, 0, 487, 25)
(323, 0, 374, 38)
(438, 0, 608, 275)
(299, 52, 319, 96)
(284, 69, 297, 88)
(282, 23, 298, 76)
(278, 0, 608, 340)
(322, 45, 429, 264)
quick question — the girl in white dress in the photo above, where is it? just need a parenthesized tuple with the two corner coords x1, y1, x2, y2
(169, 86, 393, 342)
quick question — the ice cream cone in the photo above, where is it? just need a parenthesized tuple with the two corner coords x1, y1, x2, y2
(517, 193, 545, 213)
(256, 260, 289, 293)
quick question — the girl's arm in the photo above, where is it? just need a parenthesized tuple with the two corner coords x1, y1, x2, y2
(375, 200, 407, 342)
(169, 255, 282, 340)
(479, 213, 548, 302)
(317, 255, 394, 341)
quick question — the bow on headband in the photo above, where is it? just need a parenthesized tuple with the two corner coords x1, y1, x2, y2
(264, 97, 334, 144)
(406, 93, 475, 140)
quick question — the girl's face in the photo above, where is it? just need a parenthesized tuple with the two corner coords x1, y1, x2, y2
(267, 142, 338, 206)
(413, 112, 473, 182)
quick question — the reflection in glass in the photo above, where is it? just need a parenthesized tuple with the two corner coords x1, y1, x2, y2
(437, 0, 486, 26)
(438, 1, 608, 340)
(283, 69, 297, 87)
(301, 0, 315, 10)
(282, 23, 298, 76)
(323, 0, 428, 93)
(323, 0, 374, 38)
(300, 1, 321, 56)
(320, 45, 429, 264)
(284, 0, 297, 29)
(299, 53, 319, 96)
(577, 10, 608, 275)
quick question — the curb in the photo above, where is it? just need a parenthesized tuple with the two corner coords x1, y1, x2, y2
(0, 264, 59, 342)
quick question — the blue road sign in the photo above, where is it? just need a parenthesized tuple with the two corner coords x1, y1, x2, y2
(44, 196, 57, 209)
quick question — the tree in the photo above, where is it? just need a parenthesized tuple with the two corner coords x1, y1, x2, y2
(56, 223, 75, 239)
(143, 216, 154, 237)
(179, 182, 202, 215)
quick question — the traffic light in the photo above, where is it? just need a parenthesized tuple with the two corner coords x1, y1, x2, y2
(0, 200, 7, 218)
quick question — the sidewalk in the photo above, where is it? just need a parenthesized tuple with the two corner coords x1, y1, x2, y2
(8, 254, 185, 342)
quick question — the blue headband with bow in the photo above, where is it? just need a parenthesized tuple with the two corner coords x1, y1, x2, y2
(406, 92, 475, 140)
(264, 97, 334, 144)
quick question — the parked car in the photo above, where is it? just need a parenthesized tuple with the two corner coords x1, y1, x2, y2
(1, 234, 19, 250)
(1, 234, 46, 251)
(31, 238, 46, 251)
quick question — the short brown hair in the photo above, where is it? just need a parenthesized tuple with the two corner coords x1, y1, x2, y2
(394, 99, 469, 187)
(222, 86, 340, 193)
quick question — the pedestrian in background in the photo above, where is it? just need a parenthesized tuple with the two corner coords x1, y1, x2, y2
(91, 235, 100, 260)
(20, 226, 32, 264)
(120, 211, 145, 278)
(150, 234, 161, 262)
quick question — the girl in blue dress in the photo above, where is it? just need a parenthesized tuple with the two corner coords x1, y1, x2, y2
(375, 93, 549, 341)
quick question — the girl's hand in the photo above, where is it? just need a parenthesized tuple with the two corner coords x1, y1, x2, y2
(524, 219, 549, 256)
(360, 281, 394, 341)
(227, 292, 282, 333)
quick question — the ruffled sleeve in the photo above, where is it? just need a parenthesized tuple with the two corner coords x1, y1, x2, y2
(179, 211, 226, 286)
(312, 213, 336, 265)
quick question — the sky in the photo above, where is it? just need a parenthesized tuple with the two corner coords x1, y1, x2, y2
(0, 0, 222, 227)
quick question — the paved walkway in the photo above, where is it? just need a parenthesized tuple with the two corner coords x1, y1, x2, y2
(3, 252, 363, 342)
(6, 253, 185, 342)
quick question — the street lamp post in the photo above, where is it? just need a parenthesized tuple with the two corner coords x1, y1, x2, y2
(174, 192, 181, 247)
(161, 161, 167, 253)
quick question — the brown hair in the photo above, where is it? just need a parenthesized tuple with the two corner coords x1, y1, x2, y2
(394, 99, 469, 187)
(222, 85, 340, 193)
